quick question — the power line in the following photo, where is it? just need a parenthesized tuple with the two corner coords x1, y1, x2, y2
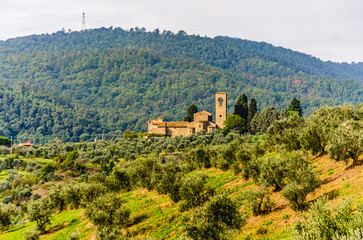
(0, 14, 115, 39)
(0, 17, 80, 37)
(87, 17, 113, 27)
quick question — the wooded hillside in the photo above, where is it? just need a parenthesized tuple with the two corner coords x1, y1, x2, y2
(0, 28, 362, 141)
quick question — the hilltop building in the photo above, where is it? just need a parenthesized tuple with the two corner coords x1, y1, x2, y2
(148, 92, 227, 137)
(18, 141, 32, 147)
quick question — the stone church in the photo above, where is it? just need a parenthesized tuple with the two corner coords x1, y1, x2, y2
(148, 92, 227, 137)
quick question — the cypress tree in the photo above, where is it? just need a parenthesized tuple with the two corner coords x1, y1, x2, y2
(247, 98, 258, 133)
(234, 93, 248, 121)
(288, 98, 302, 116)
(184, 104, 198, 122)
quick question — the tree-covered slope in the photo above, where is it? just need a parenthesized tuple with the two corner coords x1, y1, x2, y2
(217, 36, 363, 82)
(0, 28, 362, 141)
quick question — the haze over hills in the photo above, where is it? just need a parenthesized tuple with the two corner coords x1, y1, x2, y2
(0, 27, 362, 142)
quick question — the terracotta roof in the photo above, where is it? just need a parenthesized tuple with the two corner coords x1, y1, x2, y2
(195, 110, 212, 116)
(156, 121, 189, 127)
(18, 141, 32, 147)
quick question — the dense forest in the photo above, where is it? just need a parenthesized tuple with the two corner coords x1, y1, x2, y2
(0, 27, 362, 142)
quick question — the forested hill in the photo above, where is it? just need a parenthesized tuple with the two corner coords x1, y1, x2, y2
(217, 36, 363, 82)
(0, 27, 362, 142)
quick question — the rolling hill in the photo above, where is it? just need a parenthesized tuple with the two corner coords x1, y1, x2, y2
(0, 27, 362, 142)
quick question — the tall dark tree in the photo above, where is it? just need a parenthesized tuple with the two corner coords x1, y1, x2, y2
(247, 98, 258, 133)
(235, 94, 248, 131)
(288, 98, 302, 116)
(184, 104, 198, 122)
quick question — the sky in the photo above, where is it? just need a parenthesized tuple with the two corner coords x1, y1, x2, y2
(1, 0, 363, 63)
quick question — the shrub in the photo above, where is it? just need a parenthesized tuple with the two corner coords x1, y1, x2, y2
(253, 155, 287, 191)
(257, 226, 268, 235)
(24, 228, 41, 240)
(0, 146, 10, 155)
(68, 230, 81, 240)
(125, 158, 157, 190)
(2, 195, 13, 204)
(300, 106, 358, 157)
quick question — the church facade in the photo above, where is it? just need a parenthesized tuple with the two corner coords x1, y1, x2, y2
(148, 92, 227, 137)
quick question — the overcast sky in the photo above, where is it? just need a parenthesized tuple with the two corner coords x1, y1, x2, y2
(1, 0, 363, 63)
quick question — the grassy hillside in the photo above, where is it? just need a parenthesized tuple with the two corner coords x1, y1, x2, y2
(1, 153, 361, 240)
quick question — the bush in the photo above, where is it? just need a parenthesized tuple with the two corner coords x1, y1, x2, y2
(257, 226, 268, 235)
(68, 230, 81, 240)
(301, 106, 356, 156)
(24, 228, 41, 240)
(0, 146, 10, 155)
(2, 195, 13, 204)
(189, 145, 211, 169)
(0, 136, 11, 147)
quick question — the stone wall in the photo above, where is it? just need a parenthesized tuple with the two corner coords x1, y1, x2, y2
(166, 126, 191, 137)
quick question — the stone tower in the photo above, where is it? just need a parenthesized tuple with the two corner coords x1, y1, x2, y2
(215, 92, 227, 129)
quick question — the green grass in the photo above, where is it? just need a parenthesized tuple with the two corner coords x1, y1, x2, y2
(0, 169, 29, 182)
(0, 155, 53, 165)
(0, 209, 93, 240)
(0, 170, 10, 182)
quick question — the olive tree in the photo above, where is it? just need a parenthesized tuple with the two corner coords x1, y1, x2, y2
(179, 173, 215, 211)
(282, 152, 321, 211)
(328, 120, 363, 167)
(293, 197, 363, 240)
(266, 114, 305, 151)
(301, 106, 355, 156)
(0, 203, 16, 229)
(85, 193, 130, 240)
(183, 193, 246, 240)
(27, 197, 55, 233)
(242, 189, 275, 216)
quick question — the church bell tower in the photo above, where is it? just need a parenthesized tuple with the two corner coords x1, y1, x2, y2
(215, 92, 227, 129)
